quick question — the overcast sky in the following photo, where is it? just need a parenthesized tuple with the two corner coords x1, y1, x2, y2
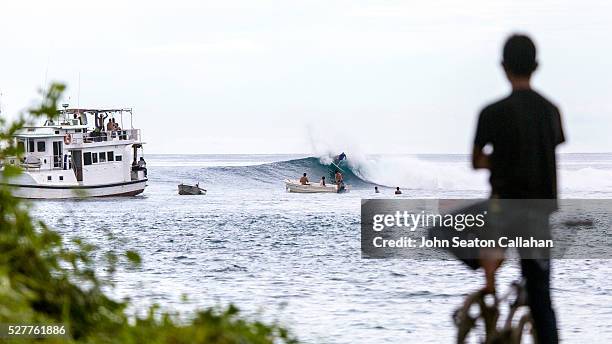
(1, 0, 610, 154)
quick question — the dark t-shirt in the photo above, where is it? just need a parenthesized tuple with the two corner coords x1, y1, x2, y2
(474, 89, 565, 199)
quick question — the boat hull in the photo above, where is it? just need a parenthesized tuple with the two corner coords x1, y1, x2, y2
(178, 184, 206, 195)
(284, 179, 348, 193)
(2, 179, 148, 199)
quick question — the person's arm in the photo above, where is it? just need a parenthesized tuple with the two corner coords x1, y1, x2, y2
(472, 145, 490, 170)
(480, 257, 499, 293)
(472, 109, 492, 170)
(553, 107, 566, 146)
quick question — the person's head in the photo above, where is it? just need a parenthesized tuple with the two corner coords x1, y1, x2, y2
(501, 34, 538, 80)
(303, 173, 307, 177)
(140, 157, 144, 161)
(375, 186, 378, 190)
(322, 176, 325, 180)
(396, 187, 400, 191)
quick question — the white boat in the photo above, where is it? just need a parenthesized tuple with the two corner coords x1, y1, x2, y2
(284, 179, 349, 193)
(1, 107, 147, 199)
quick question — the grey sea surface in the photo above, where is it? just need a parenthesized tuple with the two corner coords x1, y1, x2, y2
(32, 154, 612, 343)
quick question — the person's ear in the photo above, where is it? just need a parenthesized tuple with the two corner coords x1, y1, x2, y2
(501, 62, 512, 79)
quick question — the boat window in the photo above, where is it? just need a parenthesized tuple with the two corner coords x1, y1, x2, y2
(59, 176, 64, 181)
(47, 176, 52, 181)
(52, 142, 63, 168)
(107, 151, 114, 161)
(99, 152, 107, 163)
(37, 141, 46, 152)
(28, 139, 35, 152)
(17, 140, 25, 153)
(115, 155, 122, 161)
(92, 153, 98, 164)
(84, 152, 92, 165)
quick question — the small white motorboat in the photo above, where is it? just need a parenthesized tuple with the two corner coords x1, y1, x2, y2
(178, 183, 207, 195)
(284, 179, 349, 193)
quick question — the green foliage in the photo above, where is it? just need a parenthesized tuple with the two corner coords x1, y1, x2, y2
(0, 83, 297, 344)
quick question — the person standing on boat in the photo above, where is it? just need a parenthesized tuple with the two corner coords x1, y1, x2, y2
(137, 157, 148, 177)
(394, 187, 402, 195)
(299, 173, 309, 185)
(106, 118, 114, 132)
(374, 186, 380, 193)
(320, 176, 326, 186)
(95, 113, 108, 131)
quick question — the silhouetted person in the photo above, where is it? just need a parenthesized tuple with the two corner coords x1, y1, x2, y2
(320, 176, 326, 186)
(374, 186, 380, 193)
(137, 157, 148, 177)
(394, 187, 401, 195)
(472, 34, 564, 344)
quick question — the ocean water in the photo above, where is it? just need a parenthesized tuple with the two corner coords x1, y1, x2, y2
(32, 153, 612, 343)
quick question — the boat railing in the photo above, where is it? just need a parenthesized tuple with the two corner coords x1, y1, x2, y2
(3, 154, 67, 171)
(75, 129, 141, 144)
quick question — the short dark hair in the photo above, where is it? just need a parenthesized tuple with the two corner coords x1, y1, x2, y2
(502, 34, 537, 76)
(303, 173, 307, 176)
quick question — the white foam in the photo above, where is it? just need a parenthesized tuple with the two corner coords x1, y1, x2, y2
(316, 151, 489, 191)
(317, 149, 612, 194)
(560, 167, 612, 192)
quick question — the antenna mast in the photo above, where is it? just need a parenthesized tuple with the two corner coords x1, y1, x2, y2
(77, 72, 81, 109)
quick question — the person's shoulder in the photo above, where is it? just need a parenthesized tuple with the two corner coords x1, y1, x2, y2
(479, 94, 514, 116)
(530, 89, 561, 113)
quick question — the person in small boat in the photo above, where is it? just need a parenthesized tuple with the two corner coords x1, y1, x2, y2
(334, 170, 343, 184)
(299, 173, 309, 185)
(395, 187, 402, 195)
(374, 186, 380, 193)
(320, 176, 326, 186)
(335, 170, 345, 192)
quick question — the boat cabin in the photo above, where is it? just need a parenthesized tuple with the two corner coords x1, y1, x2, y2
(8, 107, 146, 187)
